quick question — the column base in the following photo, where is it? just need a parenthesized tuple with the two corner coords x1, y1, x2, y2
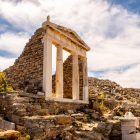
(37, 92, 88, 104)
(45, 97, 89, 104)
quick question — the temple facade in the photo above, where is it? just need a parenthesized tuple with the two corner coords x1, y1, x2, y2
(4, 16, 90, 103)
(41, 16, 90, 103)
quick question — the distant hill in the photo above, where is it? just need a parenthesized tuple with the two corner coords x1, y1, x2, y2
(88, 77, 140, 118)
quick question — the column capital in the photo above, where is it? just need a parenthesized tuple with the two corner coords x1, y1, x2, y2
(55, 44, 63, 49)
(72, 53, 78, 56)
(82, 57, 87, 61)
(72, 55, 79, 65)
(42, 34, 52, 44)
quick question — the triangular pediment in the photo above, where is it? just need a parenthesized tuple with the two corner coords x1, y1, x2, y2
(42, 20, 90, 51)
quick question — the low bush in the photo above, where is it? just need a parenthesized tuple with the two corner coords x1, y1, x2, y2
(0, 72, 13, 92)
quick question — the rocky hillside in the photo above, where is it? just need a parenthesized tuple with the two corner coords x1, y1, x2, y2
(88, 77, 140, 118)
(63, 77, 140, 140)
(0, 77, 140, 140)
(57, 77, 140, 140)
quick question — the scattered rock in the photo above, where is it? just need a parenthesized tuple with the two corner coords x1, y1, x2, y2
(0, 130, 20, 139)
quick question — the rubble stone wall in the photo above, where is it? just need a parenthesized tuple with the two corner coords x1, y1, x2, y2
(4, 28, 45, 90)
(0, 92, 83, 118)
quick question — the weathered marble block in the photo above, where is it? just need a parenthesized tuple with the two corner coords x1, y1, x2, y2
(0, 119, 15, 130)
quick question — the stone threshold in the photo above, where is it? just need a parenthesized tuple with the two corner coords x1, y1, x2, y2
(22, 114, 70, 120)
(44, 96, 89, 104)
(18, 92, 88, 104)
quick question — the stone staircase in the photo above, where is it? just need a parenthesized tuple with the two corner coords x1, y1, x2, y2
(0, 91, 123, 140)
(17, 115, 72, 139)
(0, 91, 84, 139)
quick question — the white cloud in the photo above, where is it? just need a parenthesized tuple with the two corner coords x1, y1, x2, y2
(0, 0, 44, 32)
(0, 57, 15, 71)
(0, 0, 140, 88)
(0, 32, 29, 56)
(102, 64, 140, 88)
(0, 32, 29, 71)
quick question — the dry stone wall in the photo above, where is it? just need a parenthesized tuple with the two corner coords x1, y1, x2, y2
(4, 28, 45, 91)
(4, 27, 84, 98)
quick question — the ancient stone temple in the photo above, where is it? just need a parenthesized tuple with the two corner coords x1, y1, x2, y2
(5, 16, 90, 104)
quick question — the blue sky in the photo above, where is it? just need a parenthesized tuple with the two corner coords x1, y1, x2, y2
(0, 0, 140, 88)
(109, 0, 140, 14)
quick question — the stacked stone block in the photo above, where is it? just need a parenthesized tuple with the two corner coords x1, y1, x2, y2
(4, 28, 45, 91)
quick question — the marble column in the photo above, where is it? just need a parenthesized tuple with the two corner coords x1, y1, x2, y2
(72, 55, 79, 100)
(42, 35, 52, 99)
(83, 57, 88, 101)
(56, 46, 63, 98)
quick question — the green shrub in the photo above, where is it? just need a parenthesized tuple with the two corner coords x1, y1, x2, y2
(0, 72, 13, 92)
(118, 111, 124, 116)
(25, 134, 30, 140)
(99, 92, 106, 111)
(99, 92, 106, 100)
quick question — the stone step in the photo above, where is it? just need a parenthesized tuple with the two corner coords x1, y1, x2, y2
(22, 114, 72, 126)
(11, 114, 72, 126)
(7, 98, 80, 117)
(10, 106, 49, 117)
(73, 131, 105, 140)
(12, 97, 33, 103)
(0, 92, 82, 120)
(16, 115, 72, 140)
(71, 113, 85, 120)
